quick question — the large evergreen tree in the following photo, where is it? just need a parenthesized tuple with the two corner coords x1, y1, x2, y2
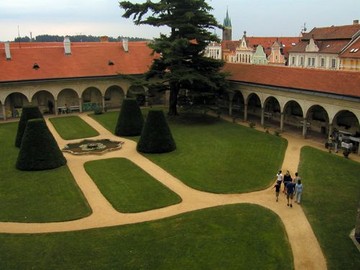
(119, 0, 228, 115)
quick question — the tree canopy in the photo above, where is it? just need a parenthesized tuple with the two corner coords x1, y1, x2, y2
(119, 0, 228, 115)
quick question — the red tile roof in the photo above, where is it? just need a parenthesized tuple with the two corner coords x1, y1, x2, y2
(302, 24, 360, 40)
(0, 41, 155, 82)
(223, 63, 360, 98)
(289, 39, 349, 54)
(340, 36, 360, 59)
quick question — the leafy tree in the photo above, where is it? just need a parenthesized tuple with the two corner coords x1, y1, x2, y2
(115, 99, 144, 136)
(137, 110, 176, 153)
(119, 0, 228, 115)
(16, 118, 67, 171)
(15, 106, 43, 148)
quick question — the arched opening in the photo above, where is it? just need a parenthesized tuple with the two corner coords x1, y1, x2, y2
(82, 87, 102, 112)
(104, 85, 125, 110)
(306, 105, 329, 139)
(283, 100, 303, 134)
(57, 88, 79, 114)
(127, 85, 146, 106)
(263, 96, 281, 127)
(246, 93, 261, 123)
(4, 92, 30, 118)
(333, 110, 360, 154)
(32, 90, 55, 115)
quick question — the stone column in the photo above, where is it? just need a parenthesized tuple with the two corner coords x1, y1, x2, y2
(2, 104, 7, 121)
(244, 104, 248, 122)
(261, 108, 265, 126)
(79, 97, 83, 113)
(55, 100, 59, 115)
(302, 118, 307, 138)
(280, 113, 284, 131)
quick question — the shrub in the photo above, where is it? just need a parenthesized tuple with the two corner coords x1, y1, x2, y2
(16, 118, 67, 171)
(115, 99, 144, 136)
(15, 106, 43, 147)
(137, 110, 176, 153)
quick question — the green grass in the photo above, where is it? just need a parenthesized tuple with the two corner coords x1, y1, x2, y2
(299, 147, 360, 270)
(92, 111, 287, 193)
(49, 116, 99, 140)
(84, 158, 182, 212)
(0, 204, 293, 270)
(91, 111, 119, 134)
(0, 122, 92, 222)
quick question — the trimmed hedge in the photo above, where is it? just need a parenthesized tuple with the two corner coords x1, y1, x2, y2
(16, 118, 67, 171)
(115, 99, 144, 136)
(15, 106, 43, 147)
(137, 110, 176, 153)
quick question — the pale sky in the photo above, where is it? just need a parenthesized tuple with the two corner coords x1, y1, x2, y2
(1, 0, 359, 41)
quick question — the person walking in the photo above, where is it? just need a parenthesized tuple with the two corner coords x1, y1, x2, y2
(283, 170, 292, 194)
(276, 170, 283, 188)
(286, 181, 296, 208)
(295, 179, 303, 204)
(273, 182, 280, 202)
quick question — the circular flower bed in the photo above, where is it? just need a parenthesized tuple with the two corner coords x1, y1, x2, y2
(62, 139, 124, 155)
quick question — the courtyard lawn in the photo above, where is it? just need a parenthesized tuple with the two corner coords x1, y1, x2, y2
(84, 158, 182, 212)
(0, 204, 293, 270)
(299, 147, 360, 270)
(49, 115, 99, 140)
(92, 111, 287, 193)
(0, 122, 92, 222)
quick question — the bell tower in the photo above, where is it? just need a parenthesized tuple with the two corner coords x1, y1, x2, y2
(222, 8, 232, 41)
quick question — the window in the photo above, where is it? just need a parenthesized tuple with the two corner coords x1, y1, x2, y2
(331, 59, 336, 68)
(292, 57, 295, 65)
(308, 57, 315, 67)
(320, 58, 325, 67)
(300, 57, 304, 66)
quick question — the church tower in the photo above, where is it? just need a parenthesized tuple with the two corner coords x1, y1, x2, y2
(222, 9, 232, 41)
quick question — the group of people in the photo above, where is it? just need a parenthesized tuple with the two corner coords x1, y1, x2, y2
(273, 170, 303, 208)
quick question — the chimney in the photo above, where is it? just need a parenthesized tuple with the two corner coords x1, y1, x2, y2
(122, 38, 129, 52)
(354, 19, 359, 25)
(64, 36, 71, 55)
(4, 42, 11, 60)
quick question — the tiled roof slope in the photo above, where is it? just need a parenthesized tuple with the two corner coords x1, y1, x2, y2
(302, 24, 360, 40)
(223, 63, 360, 98)
(0, 41, 154, 83)
(340, 36, 360, 59)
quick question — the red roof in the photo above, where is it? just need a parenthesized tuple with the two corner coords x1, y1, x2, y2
(340, 36, 360, 59)
(0, 41, 155, 82)
(223, 63, 360, 98)
(302, 24, 360, 40)
(222, 37, 299, 57)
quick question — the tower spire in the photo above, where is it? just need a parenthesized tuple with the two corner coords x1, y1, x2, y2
(222, 8, 232, 41)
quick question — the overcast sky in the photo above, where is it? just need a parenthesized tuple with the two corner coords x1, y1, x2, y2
(1, 0, 359, 41)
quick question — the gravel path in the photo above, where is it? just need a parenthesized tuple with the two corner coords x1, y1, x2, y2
(2, 113, 349, 269)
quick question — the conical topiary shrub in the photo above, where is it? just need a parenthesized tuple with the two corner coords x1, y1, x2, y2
(115, 98, 144, 136)
(15, 105, 43, 148)
(137, 110, 176, 153)
(16, 118, 67, 171)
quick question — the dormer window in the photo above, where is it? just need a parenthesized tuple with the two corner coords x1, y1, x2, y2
(108, 60, 114, 66)
(33, 63, 40, 70)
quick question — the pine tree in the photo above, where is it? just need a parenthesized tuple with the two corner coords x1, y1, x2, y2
(15, 106, 43, 147)
(16, 118, 67, 171)
(115, 98, 144, 136)
(120, 0, 228, 115)
(137, 110, 176, 153)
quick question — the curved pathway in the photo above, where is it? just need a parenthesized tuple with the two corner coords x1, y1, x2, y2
(0, 114, 329, 269)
